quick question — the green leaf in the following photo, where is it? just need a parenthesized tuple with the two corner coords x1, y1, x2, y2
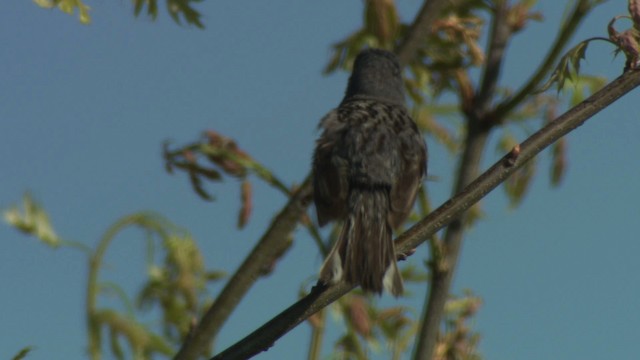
(504, 156, 537, 207)
(12, 347, 34, 360)
(93, 309, 174, 357)
(205, 270, 227, 281)
(109, 328, 125, 360)
(168, 0, 204, 28)
(538, 40, 595, 93)
(34, 0, 91, 24)
(550, 138, 567, 186)
(569, 41, 588, 77)
(4, 194, 62, 248)
(33, 0, 56, 9)
(189, 171, 214, 201)
(565, 74, 606, 106)
(78, 4, 91, 24)
(400, 264, 429, 283)
(133, 0, 160, 20)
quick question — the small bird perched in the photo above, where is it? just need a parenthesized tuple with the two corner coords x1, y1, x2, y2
(312, 48, 427, 296)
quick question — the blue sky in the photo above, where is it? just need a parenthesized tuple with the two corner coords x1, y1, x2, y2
(2, 1, 639, 359)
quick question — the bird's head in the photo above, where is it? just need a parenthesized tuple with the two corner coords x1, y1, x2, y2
(343, 48, 404, 105)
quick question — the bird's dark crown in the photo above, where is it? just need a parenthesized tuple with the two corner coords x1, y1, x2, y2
(342, 48, 404, 105)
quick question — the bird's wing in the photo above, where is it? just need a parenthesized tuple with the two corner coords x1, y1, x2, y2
(313, 110, 349, 226)
(389, 117, 427, 228)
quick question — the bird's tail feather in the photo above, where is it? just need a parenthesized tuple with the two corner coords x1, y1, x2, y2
(319, 186, 403, 296)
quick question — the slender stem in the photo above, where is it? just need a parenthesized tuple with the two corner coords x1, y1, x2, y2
(166, 142, 292, 197)
(86, 214, 168, 360)
(198, 143, 292, 196)
(473, 1, 511, 114)
(495, 0, 596, 118)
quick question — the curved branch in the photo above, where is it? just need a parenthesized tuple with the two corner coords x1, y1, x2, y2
(87, 214, 170, 360)
(174, 177, 313, 360)
(210, 69, 640, 360)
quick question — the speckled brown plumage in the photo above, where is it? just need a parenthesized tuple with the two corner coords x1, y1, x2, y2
(313, 49, 427, 296)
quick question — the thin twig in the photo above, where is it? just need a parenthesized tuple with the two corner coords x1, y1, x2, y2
(474, 1, 511, 115)
(395, 0, 450, 66)
(210, 68, 640, 360)
(495, 0, 598, 119)
(88, 214, 170, 360)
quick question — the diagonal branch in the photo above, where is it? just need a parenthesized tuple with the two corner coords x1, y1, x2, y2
(174, 177, 313, 360)
(210, 69, 640, 360)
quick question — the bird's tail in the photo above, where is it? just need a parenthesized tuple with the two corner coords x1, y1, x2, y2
(319, 185, 403, 296)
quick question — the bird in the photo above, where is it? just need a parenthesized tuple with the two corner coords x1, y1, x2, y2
(312, 48, 427, 296)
